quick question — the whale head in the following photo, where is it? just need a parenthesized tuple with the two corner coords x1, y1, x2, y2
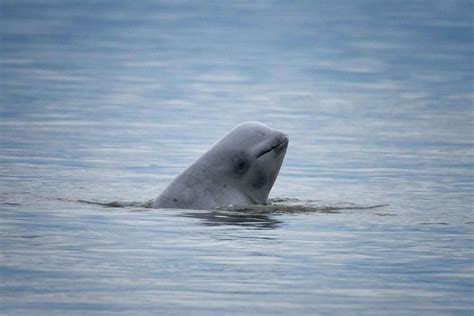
(210, 122, 288, 205)
(154, 121, 288, 209)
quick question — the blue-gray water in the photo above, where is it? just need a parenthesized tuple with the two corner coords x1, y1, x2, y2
(1, 1, 473, 315)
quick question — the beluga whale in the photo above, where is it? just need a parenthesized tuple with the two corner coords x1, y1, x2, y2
(153, 122, 288, 209)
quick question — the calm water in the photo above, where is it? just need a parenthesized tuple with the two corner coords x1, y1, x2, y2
(1, 1, 473, 315)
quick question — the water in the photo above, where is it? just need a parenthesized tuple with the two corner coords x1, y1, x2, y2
(1, 1, 473, 315)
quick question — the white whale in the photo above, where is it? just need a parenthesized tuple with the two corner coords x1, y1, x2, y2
(153, 122, 288, 209)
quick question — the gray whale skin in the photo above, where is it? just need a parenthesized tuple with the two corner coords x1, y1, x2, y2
(153, 122, 288, 209)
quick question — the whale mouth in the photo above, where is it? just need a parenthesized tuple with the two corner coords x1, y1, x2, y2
(257, 137, 288, 159)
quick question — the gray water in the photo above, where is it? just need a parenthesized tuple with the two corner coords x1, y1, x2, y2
(1, 1, 473, 315)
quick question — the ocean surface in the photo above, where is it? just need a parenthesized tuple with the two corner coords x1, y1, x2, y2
(1, 1, 473, 315)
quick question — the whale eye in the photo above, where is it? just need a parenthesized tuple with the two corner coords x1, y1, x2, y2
(233, 152, 250, 175)
(235, 159, 249, 173)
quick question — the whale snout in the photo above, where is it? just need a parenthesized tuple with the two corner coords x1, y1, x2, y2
(275, 133, 289, 148)
(259, 132, 288, 158)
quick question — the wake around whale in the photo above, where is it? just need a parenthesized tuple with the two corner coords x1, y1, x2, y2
(152, 122, 289, 209)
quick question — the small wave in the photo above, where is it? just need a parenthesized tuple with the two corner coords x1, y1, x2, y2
(181, 199, 388, 228)
(59, 198, 153, 208)
(420, 222, 449, 226)
(61, 197, 389, 229)
(65, 197, 388, 214)
(216, 198, 388, 214)
(1, 202, 22, 206)
(78, 199, 154, 208)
